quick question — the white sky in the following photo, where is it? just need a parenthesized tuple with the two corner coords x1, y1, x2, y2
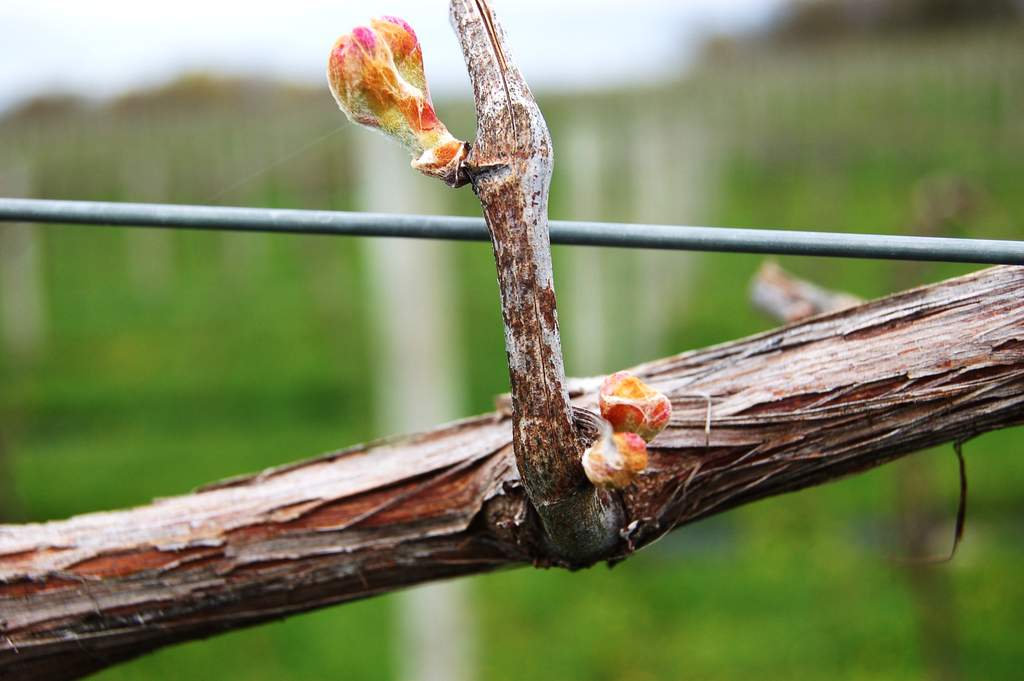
(0, 0, 785, 112)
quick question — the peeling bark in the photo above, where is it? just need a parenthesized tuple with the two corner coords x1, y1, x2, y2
(2, 265, 1022, 681)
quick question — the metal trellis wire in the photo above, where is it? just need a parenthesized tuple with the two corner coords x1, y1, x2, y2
(1, 197, 1022, 265)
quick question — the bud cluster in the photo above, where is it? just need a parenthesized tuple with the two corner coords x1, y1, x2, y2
(581, 372, 672, 489)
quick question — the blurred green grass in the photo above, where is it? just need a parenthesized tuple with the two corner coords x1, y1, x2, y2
(2, 28, 1023, 680)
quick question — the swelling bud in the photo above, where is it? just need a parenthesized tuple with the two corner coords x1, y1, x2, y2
(328, 17, 467, 186)
(599, 371, 672, 442)
(582, 431, 648, 490)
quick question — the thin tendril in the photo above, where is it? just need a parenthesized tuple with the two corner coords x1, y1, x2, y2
(206, 125, 347, 203)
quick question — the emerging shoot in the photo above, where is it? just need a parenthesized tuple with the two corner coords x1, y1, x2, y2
(327, 16, 468, 186)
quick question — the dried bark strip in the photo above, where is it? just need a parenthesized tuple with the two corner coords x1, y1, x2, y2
(751, 261, 862, 322)
(1, 265, 1022, 680)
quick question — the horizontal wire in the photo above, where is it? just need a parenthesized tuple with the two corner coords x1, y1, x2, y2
(1, 197, 1022, 265)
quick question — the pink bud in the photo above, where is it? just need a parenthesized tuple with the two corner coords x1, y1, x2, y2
(599, 371, 672, 442)
(327, 17, 466, 185)
(582, 431, 649, 490)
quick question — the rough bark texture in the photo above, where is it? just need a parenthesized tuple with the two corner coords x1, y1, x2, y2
(2, 265, 1022, 680)
(453, 0, 622, 563)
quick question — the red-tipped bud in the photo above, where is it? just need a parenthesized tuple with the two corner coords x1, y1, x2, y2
(599, 371, 672, 442)
(582, 431, 649, 490)
(327, 17, 466, 185)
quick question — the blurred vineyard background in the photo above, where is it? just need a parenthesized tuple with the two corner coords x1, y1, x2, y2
(2, 1, 1024, 679)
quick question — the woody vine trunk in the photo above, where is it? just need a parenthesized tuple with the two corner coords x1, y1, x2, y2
(451, 0, 622, 564)
(1, 265, 1023, 681)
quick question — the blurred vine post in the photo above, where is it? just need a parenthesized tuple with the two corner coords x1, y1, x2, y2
(120, 155, 174, 295)
(355, 131, 475, 681)
(0, 156, 41, 522)
(625, 93, 715, 365)
(219, 140, 271, 284)
(561, 106, 608, 377)
(0, 158, 47, 362)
